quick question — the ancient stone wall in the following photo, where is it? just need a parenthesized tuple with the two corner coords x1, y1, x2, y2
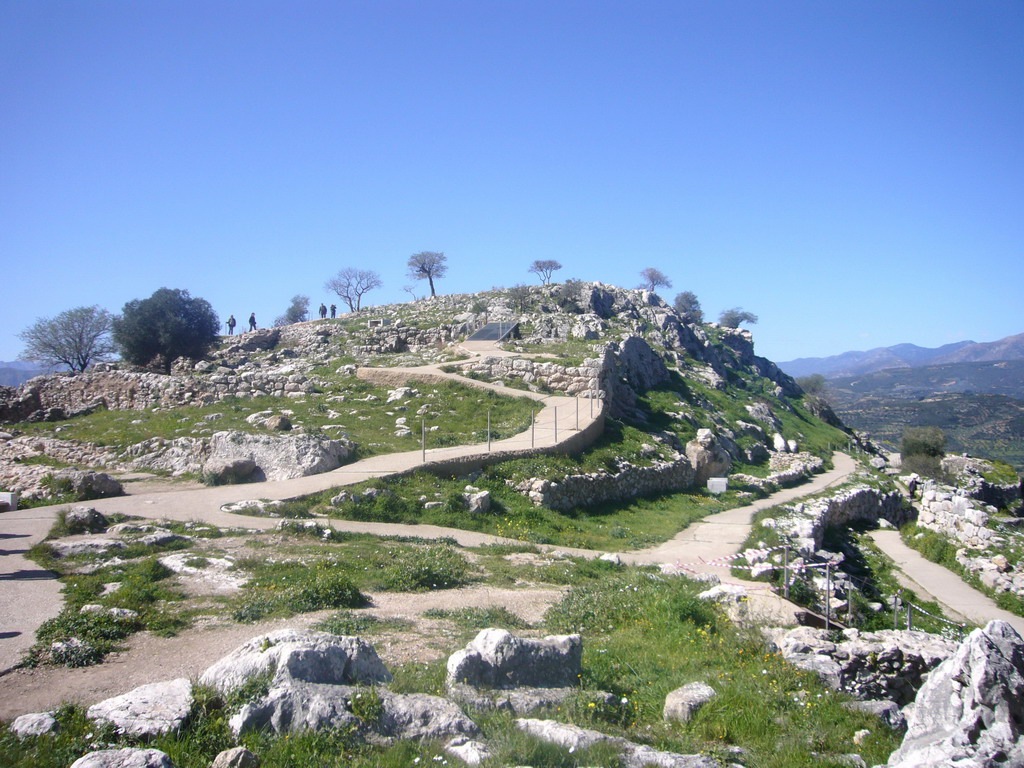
(517, 455, 696, 511)
(764, 486, 911, 555)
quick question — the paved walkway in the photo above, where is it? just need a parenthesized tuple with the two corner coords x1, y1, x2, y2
(869, 529, 1024, 635)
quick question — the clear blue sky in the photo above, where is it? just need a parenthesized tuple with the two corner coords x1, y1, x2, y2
(2, 1, 1021, 364)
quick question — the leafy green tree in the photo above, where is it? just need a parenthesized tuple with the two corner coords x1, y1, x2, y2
(718, 307, 758, 328)
(507, 284, 532, 311)
(528, 259, 562, 285)
(112, 288, 220, 374)
(796, 374, 828, 397)
(407, 251, 447, 297)
(901, 426, 946, 459)
(18, 305, 114, 372)
(672, 291, 704, 323)
(275, 295, 310, 326)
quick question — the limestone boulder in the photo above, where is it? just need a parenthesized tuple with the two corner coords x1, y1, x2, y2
(229, 683, 479, 741)
(663, 682, 717, 722)
(202, 458, 258, 485)
(69, 749, 176, 768)
(200, 630, 392, 695)
(52, 469, 124, 499)
(203, 431, 353, 482)
(685, 430, 731, 486)
(515, 718, 719, 768)
(888, 620, 1024, 768)
(86, 678, 193, 739)
(446, 628, 581, 689)
(210, 748, 260, 768)
(11, 711, 57, 738)
(64, 506, 109, 534)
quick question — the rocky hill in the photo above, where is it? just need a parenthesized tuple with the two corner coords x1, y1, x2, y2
(0, 282, 851, 505)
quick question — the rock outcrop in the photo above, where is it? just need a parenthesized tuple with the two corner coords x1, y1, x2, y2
(86, 678, 193, 739)
(446, 628, 592, 713)
(516, 718, 720, 768)
(199, 630, 391, 695)
(69, 749, 177, 768)
(888, 620, 1024, 768)
(768, 626, 956, 706)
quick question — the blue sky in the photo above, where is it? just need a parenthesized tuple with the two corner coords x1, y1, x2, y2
(2, 1, 1021, 364)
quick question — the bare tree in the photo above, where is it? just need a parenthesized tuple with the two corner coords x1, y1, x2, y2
(19, 305, 115, 373)
(402, 285, 420, 302)
(638, 267, 672, 293)
(528, 259, 562, 285)
(325, 268, 382, 313)
(672, 291, 704, 323)
(407, 251, 447, 297)
(718, 307, 758, 328)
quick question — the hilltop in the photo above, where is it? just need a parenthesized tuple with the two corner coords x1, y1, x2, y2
(0, 282, 849, 507)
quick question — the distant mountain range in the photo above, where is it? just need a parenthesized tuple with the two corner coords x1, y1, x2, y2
(779, 333, 1024, 379)
(787, 334, 1024, 470)
(0, 360, 55, 387)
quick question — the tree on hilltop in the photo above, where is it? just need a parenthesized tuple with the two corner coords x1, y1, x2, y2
(672, 291, 704, 324)
(718, 307, 758, 328)
(528, 259, 562, 285)
(407, 251, 447, 297)
(112, 288, 219, 374)
(275, 295, 310, 326)
(18, 305, 115, 373)
(638, 267, 672, 293)
(325, 268, 382, 313)
(507, 284, 532, 311)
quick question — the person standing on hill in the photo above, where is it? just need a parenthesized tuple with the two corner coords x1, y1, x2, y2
(330, 304, 336, 318)
(226, 314, 236, 335)
(248, 313, 257, 332)
(319, 303, 328, 319)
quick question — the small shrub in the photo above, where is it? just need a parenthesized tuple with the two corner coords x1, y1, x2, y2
(377, 545, 469, 591)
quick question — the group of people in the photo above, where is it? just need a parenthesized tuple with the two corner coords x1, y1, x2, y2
(225, 313, 258, 335)
(224, 305, 337, 335)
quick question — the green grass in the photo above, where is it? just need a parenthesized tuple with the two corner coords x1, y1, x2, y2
(21, 555, 190, 667)
(15, 378, 540, 464)
(245, 466, 744, 551)
(230, 540, 471, 622)
(1, 563, 902, 768)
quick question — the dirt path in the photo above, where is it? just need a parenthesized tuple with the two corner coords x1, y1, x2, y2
(0, 584, 566, 720)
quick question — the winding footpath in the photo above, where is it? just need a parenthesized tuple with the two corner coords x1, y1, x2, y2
(3, 350, 1021, 677)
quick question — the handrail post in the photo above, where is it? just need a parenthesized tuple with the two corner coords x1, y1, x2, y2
(825, 561, 832, 631)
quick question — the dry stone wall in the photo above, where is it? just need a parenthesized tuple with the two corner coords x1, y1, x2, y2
(761, 485, 911, 556)
(517, 455, 696, 511)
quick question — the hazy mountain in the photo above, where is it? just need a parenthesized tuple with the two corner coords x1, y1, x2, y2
(779, 334, 1024, 379)
(827, 360, 1024, 403)
(0, 360, 55, 386)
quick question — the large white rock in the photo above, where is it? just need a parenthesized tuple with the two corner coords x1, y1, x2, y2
(87, 678, 193, 739)
(200, 629, 391, 695)
(203, 431, 353, 481)
(446, 628, 582, 689)
(515, 718, 719, 767)
(11, 711, 57, 738)
(888, 620, 1024, 768)
(663, 682, 717, 722)
(69, 749, 176, 768)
